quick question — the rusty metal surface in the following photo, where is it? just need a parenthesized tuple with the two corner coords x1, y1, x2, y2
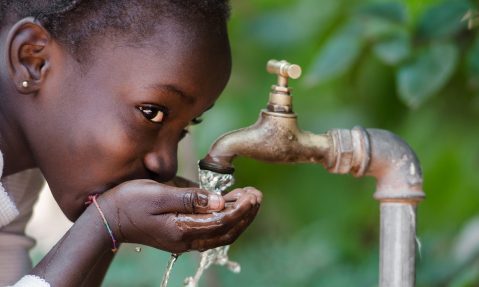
(200, 60, 332, 174)
(199, 110, 332, 173)
(365, 129, 424, 202)
(328, 127, 370, 176)
(328, 127, 425, 202)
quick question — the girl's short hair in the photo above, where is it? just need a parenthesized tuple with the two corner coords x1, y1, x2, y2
(1, 0, 230, 59)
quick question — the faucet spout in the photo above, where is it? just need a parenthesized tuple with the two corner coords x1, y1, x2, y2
(199, 110, 332, 174)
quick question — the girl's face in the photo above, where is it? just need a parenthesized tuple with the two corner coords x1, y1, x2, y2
(21, 20, 231, 220)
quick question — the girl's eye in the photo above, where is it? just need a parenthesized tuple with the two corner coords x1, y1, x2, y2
(137, 105, 168, 123)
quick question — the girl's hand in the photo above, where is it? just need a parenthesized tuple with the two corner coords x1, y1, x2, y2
(95, 179, 262, 253)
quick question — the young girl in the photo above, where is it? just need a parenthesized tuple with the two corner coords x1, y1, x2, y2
(0, 1, 262, 286)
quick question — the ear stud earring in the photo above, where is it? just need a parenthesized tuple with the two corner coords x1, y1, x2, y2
(21, 81, 29, 88)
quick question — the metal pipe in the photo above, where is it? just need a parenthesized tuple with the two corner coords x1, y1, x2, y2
(367, 129, 424, 287)
(379, 202, 417, 287)
(199, 60, 424, 286)
(328, 128, 424, 287)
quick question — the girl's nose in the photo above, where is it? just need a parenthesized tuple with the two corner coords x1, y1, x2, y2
(143, 146, 178, 182)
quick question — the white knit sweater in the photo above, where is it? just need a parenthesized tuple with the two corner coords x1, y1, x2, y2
(0, 152, 50, 287)
(0, 159, 19, 228)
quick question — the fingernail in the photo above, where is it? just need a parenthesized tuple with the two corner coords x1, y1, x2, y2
(208, 194, 223, 211)
(195, 193, 209, 207)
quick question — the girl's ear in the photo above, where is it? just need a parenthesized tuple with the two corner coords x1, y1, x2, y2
(5, 17, 52, 94)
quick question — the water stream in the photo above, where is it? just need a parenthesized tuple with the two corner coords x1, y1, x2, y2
(184, 169, 238, 287)
(160, 253, 179, 287)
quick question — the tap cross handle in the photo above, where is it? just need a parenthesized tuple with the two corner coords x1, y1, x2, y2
(267, 60, 302, 87)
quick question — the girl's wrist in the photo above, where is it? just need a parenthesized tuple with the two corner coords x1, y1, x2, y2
(85, 195, 119, 252)
(80, 201, 118, 251)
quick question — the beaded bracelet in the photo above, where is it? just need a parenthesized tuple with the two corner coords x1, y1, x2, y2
(86, 194, 118, 253)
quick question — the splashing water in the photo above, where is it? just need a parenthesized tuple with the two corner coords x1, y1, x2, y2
(183, 169, 239, 287)
(197, 169, 235, 194)
(160, 253, 179, 287)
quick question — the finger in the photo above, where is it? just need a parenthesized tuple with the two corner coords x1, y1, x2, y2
(148, 184, 224, 214)
(229, 188, 260, 211)
(223, 187, 263, 203)
(190, 221, 245, 251)
(223, 188, 246, 202)
(243, 187, 263, 203)
(159, 203, 259, 253)
(175, 191, 261, 238)
(191, 205, 260, 251)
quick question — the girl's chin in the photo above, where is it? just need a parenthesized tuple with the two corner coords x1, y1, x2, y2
(60, 202, 86, 222)
(53, 180, 122, 221)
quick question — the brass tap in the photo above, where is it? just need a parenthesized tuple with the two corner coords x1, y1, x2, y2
(199, 60, 333, 174)
(266, 60, 301, 113)
(266, 59, 301, 85)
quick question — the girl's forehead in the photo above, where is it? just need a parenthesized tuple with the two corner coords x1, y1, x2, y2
(151, 18, 229, 53)
(88, 18, 230, 68)
(67, 20, 230, 106)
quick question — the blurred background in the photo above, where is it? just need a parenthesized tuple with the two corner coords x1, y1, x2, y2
(28, 0, 479, 286)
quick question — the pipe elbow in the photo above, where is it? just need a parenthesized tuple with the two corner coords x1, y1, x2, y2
(365, 129, 424, 202)
(329, 127, 424, 202)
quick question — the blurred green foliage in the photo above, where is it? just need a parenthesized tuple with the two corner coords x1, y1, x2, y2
(104, 0, 479, 286)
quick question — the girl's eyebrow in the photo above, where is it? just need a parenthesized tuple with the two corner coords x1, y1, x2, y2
(149, 84, 196, 105)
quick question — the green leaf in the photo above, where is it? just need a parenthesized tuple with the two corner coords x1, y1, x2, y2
(357, 2, 407, 24)
(373, 31, 411, 65)
(360, 17, 404, 41)
(397, 42, 459, 108)
(417, 0, 470, 40)
(356, 2, 407, 42)
(305, 21, 364, 85)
